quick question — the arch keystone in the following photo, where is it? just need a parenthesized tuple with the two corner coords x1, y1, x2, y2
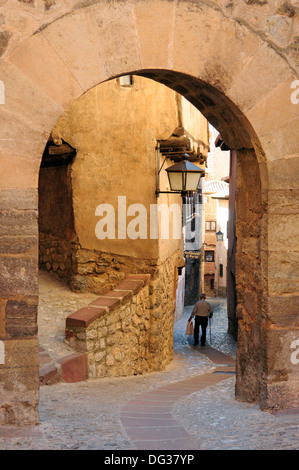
(82, 2, 142, 78)
(133, 0, 176, 68)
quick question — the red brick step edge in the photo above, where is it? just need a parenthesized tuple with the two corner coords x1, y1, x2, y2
(40, 274, 151, 385)
(39, 349, 88, 386)
(65, 274, 151, 330)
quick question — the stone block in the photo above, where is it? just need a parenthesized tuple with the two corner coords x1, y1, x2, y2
(127, 274, 151, 286)
(266, 15, 292, 47)
(0, 235, 37, 255)
(243, 290, 257, 317)
(267, 294, 299, 326)
(0, 188, 38, 210)
(0, 209, 37, 236)
(259, 119, 299, 163)
(77, 262, 96, 275)
(174, 2, 261, 94)
(0, 61, 62, 133)
(105, 290, 133, 303)
(0, 209, 38, 255)
(239, 237, 260, 259)
(0, 337, 39, 371)
(268, 214, 299, 252)
(8, 32, 83, 108)
(267, 189, 299, 214)
(89, 296, 121, 311)
(246, 76, 299, 158)
(265, 380, 299, 410)
(83, 2, 141, 77)
(133, 0, 176, 68)
(268, 251, 299, 295)
(66, 306, 105, 328)
(0, 256, 38, 297)
(0, 153, 38, 193)
(5, 296, 38, 337)
(114, 279, 144, 294)
(172, 3, 221, 79)
(86, 277, 113, 295)
(0, 106, 47, 156)
(229, 44, 290, 114)
(42, 10, 109, 91)
(268, 156, 299, 190)
(0, 338, 39, 424)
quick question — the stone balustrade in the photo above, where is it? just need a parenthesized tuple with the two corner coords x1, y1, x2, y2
(65, 274, 151, 378)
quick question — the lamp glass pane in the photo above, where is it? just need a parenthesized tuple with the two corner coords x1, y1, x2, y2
(168, 172, 183, 191)
(185, 172, 201, 191)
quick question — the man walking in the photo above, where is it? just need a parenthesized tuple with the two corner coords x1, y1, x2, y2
(188, 293, 213, 346)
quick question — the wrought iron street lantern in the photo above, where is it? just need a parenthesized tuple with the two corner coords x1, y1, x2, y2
(165, 158, 204, 193)
(156, 153, 204, 196)
(216, 230, 224, 242)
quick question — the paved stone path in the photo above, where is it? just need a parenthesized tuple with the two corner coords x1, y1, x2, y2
(120, 348, 235, 450)
(0, 272, 298, 450)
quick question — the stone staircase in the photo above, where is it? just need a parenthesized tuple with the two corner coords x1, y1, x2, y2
(39, 273, 150, 385)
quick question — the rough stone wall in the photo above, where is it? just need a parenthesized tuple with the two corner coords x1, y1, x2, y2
(0, 189, 39, 425)
(39, 233, 172, 295)
(66, 276, 151, 378)
(227, 151, 237, 338)
(217, 286, 227, 298)
(234, 149, 267, 405)
(204, 275, 215, 298)
(264, 162, 299, 409)
(65, 252, 178, 377)
(39, 233, 75, 287)
(148, 251, 178, 371)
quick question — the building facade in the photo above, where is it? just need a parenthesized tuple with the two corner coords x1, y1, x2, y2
(38, 74, 209, 381)
(201, 126, 230, 298)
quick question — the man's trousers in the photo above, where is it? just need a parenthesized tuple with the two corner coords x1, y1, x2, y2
(194, 316, 209, 345)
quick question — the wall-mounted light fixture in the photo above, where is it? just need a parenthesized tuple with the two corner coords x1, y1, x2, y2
(216, 230, 224, 242)
(156, 149, 204, 197)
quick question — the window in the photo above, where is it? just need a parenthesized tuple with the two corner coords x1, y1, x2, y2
(205, 221, 216, 231)
(219, 263, 223, 277)
(118, 75, 134, 87)
(205, 250, 214, 262)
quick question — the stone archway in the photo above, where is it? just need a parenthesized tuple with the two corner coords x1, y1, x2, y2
(0, 0, 298, 425)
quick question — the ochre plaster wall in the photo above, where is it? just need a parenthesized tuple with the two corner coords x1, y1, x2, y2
(40, 75, 207, 292)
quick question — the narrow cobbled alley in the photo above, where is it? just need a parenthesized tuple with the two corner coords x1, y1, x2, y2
(0, 272, 298, 450)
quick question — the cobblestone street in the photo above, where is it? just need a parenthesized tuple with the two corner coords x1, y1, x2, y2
(0, 272, 298, 451)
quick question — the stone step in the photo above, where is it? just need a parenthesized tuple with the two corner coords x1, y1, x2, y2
(40, 273, 151, 385)
(39, 347, 88, 386)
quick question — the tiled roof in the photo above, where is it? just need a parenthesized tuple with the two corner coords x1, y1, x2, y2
(203, 180, 229, 196)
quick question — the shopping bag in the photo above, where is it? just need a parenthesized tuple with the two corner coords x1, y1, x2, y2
(186, 320, 194, 335)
